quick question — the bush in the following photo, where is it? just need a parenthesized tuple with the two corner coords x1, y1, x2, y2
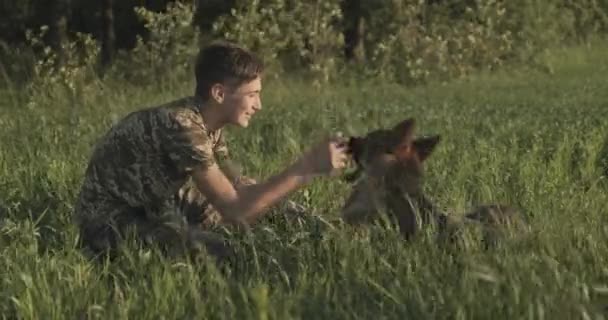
(210, 0, 608, 85)
(362, 0, 567, 84)
(108, 1, 201, 85)
(7, 0, 608, 89)
(211, 0, 344, 85)
(24, 25, 100, 107)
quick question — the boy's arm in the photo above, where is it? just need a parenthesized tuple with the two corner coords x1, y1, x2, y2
(191, 155, 313, 225)
(192, 137, 349, 225)
(163, 113, 349, 225)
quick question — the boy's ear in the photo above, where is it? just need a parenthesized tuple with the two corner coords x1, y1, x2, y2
(392, 118, 415, 148)
(413, 135, 441, 162)
(210, 83, 225, 104)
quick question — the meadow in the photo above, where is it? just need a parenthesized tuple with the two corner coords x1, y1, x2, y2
(1, 43, 608, 319)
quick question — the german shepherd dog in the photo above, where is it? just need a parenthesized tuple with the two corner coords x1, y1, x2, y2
(341, 118, 528, 246)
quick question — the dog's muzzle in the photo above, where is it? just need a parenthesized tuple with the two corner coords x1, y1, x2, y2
(347, 136, 364, 166)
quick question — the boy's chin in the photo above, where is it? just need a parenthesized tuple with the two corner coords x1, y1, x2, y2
(234, 118, 250, 128)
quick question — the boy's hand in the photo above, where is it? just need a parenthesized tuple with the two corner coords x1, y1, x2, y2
(297, 132, 351, 177)
(235, 176, 257, 190)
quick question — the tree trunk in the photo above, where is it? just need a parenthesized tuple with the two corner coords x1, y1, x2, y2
(101, 0, 116, 67)
(341, 0, 365, 63)
(49, 0, 70, 67)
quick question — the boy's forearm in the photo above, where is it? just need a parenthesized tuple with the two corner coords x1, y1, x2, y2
(226, 160, 315, 225)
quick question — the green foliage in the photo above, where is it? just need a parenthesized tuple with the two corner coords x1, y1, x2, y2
(357, 0, 606, 84)
(563, 0, 608, 39)
(109, 1, 201, 84)
(212, 0, 344, 84)
(208, 0, 608, 85)
(362, 0, 511, 83)
(2, 0, 608, 88)
(0, 40, 36, 88)
(23, 25, 100, 108)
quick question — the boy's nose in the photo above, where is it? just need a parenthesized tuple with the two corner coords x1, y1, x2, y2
(256, 97, 262, 110)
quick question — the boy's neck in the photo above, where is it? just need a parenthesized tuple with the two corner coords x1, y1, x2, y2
(195, 96, 226, 132)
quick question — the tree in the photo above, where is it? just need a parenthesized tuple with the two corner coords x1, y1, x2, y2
(48, 0, 70, 67)
(341, 0, 365, 63)
(101, 0, 116, 66)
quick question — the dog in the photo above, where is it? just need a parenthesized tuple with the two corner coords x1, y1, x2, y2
(341, 118, 529, 246)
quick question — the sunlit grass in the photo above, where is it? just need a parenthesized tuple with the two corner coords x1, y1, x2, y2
(1, 43, 608, 319)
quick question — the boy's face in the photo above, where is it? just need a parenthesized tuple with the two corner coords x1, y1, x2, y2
(222, 76, 262, 128)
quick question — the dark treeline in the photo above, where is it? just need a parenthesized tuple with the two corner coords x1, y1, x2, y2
(2, 1, 169, 49)
(1, 0, 370, 65)
(0, 0, 516, 65)
(1, 0, 607, 87)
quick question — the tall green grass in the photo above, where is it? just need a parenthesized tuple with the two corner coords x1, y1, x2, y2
(1, 43, 608, 319)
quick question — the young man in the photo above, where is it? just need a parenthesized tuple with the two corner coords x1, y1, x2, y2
(73, 41, 350, 258)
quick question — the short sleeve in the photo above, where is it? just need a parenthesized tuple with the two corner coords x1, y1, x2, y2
(213, 131, 230, 163)
(163, 110, 217, 173)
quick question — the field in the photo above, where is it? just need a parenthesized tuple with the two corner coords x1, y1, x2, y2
(1, 44, 608, 319)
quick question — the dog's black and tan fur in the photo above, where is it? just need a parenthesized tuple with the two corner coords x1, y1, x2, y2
(341, 118, 528, 246)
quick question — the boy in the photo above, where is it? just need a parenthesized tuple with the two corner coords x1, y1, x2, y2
(73, 41, 350, 258)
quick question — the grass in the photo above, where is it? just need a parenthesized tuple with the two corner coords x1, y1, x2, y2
(1, 42, 608, 319)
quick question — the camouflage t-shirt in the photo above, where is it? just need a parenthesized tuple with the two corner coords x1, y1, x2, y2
(74, 96, 231, 227)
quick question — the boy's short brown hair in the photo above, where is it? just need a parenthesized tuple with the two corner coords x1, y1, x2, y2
(194, 41, 264, 100)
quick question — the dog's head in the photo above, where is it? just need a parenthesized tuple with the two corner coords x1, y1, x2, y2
(346, 118, 441, 189)
(341, 118, 443, 235)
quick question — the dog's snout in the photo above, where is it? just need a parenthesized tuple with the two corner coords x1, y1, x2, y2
(347, 137, 364, 163)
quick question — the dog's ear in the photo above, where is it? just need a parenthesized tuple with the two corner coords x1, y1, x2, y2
(413, 135, 441, 162)
(391, 118, 415, 156)
(392, 118, 415, 143)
